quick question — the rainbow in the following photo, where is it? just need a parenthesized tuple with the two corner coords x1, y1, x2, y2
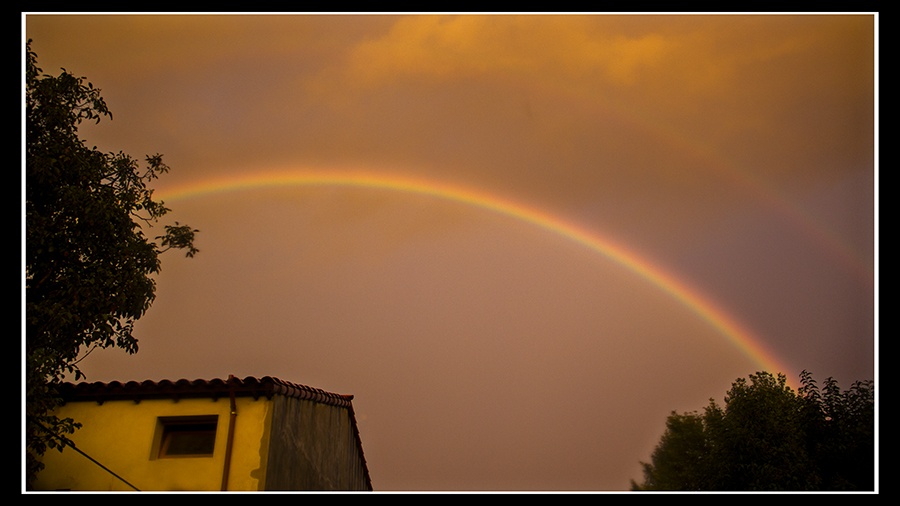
(156, 169, 798, 386)
(551, 82, 874, 289)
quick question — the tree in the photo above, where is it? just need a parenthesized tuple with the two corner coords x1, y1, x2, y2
(797, 370, 875, 490)
(25, 40, 198, 487)
(634, 411, 711, 491)
(631, 371, 874, 491)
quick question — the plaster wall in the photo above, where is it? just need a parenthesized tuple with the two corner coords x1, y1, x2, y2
(33, 396, 272, 491)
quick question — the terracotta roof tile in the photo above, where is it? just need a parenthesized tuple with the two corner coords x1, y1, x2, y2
(58, 375, 354, 407)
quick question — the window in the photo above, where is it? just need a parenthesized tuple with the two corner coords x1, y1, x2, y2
(155, 415, 218, 458)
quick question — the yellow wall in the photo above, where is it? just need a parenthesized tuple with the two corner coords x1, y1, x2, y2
(33, 396, 273, 491)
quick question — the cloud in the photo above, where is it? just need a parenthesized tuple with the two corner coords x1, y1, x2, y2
(341, 15, 671, 89)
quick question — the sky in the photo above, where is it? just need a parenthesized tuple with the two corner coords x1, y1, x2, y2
(24, 13, 877, 491)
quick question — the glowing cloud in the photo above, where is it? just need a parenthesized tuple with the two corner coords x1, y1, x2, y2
(157, 169, 797, 385)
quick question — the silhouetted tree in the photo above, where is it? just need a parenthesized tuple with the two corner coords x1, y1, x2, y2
(25, 39, 198, 487)
(797, 370, 875, 490)
(631, 371, 874, 491)
(635, 411, 711, 490)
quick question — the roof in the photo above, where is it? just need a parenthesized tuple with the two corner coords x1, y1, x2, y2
(56, 375, 372, 490)
(57, 375, 354, 407)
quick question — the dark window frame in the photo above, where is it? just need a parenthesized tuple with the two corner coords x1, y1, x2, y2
(155, 415, 219, 459)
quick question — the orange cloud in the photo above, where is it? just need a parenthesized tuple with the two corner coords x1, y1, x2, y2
(343, 15, 672, 88)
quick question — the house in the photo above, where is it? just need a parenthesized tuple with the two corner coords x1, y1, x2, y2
(31, 375, 372, 491)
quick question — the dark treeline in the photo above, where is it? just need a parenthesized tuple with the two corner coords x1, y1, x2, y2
(632, 370, 874, 491)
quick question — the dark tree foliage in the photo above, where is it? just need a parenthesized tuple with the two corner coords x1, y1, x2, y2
(631, 371, 874, 491)
(25, 40, 198, 487)
(635, 411, 711, 491)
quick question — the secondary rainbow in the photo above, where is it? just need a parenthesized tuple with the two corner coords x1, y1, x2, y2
(157, 169, 797, 384)
(555, 70, 874, 289)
